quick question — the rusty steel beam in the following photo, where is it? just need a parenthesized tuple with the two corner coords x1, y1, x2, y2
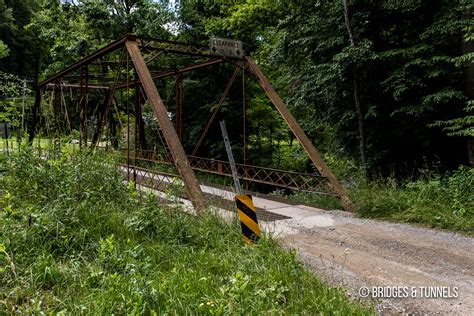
(144, 50, 163, 64)
(136, 36, 213, 58)
(63, 73, 118, 78)
(79, 66, 88, 147)
(139, 45, 215, 59)
(28, 87, 42, 142)
(39, 36, 226, 91)
(175, 75, 183, 141)
(135, 82, 142, 149)
(138, 36, 242, 60)
(245, 56, 356, 212)
(125, 39, 206, 212)
(53, 82, 61, 137)
(91, 89, 113, 147)
(112, 58, 225, 90)
(136, 35, 207, 50)
(92, 49, 128, 148)
(150, 58, 225, 78)
(39, 36, 128, 88)
(38, 35, 235, 90)
(90, 60, 123, 65)
(45, 83, 109, 90)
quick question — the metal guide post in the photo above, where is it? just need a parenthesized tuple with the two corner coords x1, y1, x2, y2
(220, 120, 260, 244)
(219, 120, 242, 195)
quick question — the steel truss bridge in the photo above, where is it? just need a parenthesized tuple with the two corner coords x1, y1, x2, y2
(29, 35, 355, 212)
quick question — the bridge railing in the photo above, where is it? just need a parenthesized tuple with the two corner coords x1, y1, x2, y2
(98, 147, 333, 195)
(187, 156, 331, 194)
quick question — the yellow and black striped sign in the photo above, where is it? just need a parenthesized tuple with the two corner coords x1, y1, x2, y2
(235, 194, 260, 244)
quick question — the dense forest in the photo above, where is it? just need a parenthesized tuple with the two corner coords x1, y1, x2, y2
(1, 0, 473, 173)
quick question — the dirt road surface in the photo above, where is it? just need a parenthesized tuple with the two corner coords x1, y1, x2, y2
(270, 206, 474, 315)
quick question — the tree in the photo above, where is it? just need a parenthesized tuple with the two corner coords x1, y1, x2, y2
(0, 0, 41, 78)
(0, 0, 39, 137)
(27, 0, 174, 75)
(342, 0, 366, 169)
(433, 4, 473, 138)
(0, 40, 9, 59)
(254, 0, 470, 173)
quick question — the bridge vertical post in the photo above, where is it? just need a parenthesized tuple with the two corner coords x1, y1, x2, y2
(125, 39, 206, 213)
(175, 75, 183, 141)
(79, 65, 88, 148)
(245, 56, 356, 213)
(91, 88, 113, 148)
(53, 81, 61, 139)
(134, 78, 141, 186)
(29, 87, 42, 143)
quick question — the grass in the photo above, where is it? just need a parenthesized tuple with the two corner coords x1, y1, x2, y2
(0, 148, 371, 314)
(275, 166, 474, 235)
(351, 168, 474, 233)
(0, 136, 80, 153)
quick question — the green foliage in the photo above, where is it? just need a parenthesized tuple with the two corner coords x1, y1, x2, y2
(433, 14, 474, 137)
(32, 0, 173, 71)
(0, 0, 41, 78)
(275, 152, 473, 234)
(0, 40, 8, 59)
(199, 0, 472, 170)
(272, 189, 342, 211)
(0, 150, 370, 314)
(203, 0, 281, 49)
(2, 0, 470, 175)
(27, 1, 95, 74)
(0, 72, 29, 98)
(0, 72, 31, 127)
(432, 100, 474, 136)
(352, 166, 474, 233)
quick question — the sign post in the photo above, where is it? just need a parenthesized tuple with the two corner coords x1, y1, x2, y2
(219, 120, 242, 195)
(220, 120, 260, 244)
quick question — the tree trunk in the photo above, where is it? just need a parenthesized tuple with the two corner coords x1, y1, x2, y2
(343, 0, 367, 169)
(462, 9, 474, 165)
(352, 69, 367, 168)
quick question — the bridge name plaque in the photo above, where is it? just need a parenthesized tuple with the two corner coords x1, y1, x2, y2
(210, 37, 244, 59)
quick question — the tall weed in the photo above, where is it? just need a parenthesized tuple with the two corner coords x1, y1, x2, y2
(353, 166, 473, 232)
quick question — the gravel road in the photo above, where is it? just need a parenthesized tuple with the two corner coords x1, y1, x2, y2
(277, 208, 474, 315)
